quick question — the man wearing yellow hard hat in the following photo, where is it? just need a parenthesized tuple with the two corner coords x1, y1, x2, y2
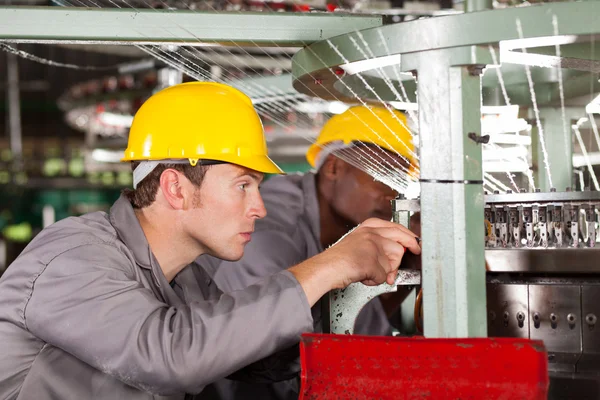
(199, 105, 418, 400)
(0, 82, 420, 399)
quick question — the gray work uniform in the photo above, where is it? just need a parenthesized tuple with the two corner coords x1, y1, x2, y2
(198, 172, 392, 400)
(0, 195, 313, 400)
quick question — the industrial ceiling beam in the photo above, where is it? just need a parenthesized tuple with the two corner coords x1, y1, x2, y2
(0, 6, 383, 47)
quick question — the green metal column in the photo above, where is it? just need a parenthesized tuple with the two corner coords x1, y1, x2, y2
(465, 0, 493, 13)
(406, 49, 488, 338)
(533, 108, 576, 192)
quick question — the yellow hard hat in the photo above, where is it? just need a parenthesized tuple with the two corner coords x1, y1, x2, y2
(306, 105, 416, 169)
(122, 81, 284, 174)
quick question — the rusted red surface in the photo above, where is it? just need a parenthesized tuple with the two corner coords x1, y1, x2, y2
(299, 333, 548, 400)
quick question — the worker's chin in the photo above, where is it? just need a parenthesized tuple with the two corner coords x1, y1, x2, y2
(215, 246, 245, 262)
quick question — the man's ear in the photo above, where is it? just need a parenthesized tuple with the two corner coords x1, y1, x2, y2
(158, 168, 185, 210)
(320, 154, 348, 181)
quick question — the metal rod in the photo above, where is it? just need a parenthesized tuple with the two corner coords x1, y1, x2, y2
(6, 49, 22, 162)
(0, 7, 383, 47)
(465, 0, 493, 13)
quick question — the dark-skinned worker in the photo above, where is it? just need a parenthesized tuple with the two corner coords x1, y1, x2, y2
(198, 105, 418, 400)
(0, 83, 420, 400)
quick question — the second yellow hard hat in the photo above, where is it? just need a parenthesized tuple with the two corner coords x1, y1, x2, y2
(306, 105, 416, 169)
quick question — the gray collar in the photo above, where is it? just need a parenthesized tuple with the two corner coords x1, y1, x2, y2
(109, 194, 153, 271)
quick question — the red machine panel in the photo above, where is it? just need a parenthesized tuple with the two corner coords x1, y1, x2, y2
(300, 333, 548, 400)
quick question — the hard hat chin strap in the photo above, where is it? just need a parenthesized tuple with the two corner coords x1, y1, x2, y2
(132, 159, 228, 189)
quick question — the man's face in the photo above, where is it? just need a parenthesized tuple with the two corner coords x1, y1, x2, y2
(329, 147, 410, 226)
(184, 163, 266, 261)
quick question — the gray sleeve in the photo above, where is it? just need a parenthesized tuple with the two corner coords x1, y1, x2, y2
(23, 244, 313, 395)
(208, 229, 306, 292)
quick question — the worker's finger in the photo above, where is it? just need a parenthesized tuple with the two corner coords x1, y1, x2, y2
(386, 270, 397, 285)
(359, 247, 397, 287)
(361, 269, 401, 287)
(361, 218, 419, 237)
(362, 226, 421, 255)
(369, 235, 406, 276)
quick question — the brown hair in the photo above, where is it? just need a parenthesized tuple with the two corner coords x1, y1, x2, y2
(123, 161, 210, 209)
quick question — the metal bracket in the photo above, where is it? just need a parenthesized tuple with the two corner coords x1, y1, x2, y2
(327, 196, 421, 335)
(329, 270, 421, 334)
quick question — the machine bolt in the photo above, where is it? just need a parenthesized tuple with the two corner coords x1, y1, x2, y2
(567, 314, 577, 324)
(550, 188, 557, 192)
(535, 189, 541, 193)
(507, 190, 513, 194)
(586, 314, 597, 326)
(550, 313, 558, 328)
(467, 65, 486, 76)
(493, 190, 500, 194)
(467, 132, 490, 144)
(566, 187, 572, 192)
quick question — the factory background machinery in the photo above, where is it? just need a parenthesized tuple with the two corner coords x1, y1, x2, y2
(325, 190, 600, 398)
(3, 0, 600, 398)
(287, 3, 600, 396)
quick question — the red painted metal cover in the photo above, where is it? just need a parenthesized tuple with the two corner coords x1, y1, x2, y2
(300, 333, 548, 400)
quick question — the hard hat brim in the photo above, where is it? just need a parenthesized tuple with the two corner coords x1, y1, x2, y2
(122, 154, 285, 175)
(226, 154, 285, 175)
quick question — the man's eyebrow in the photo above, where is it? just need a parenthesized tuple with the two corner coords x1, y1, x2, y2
(235, 170, 264, 183)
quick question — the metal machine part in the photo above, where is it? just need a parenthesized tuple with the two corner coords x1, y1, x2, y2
(325, 197, 421, 335)
(328, 270, 420, 335)
(391, 196, 420, 228)
(329, 190, 600, 397)
(484, 190, 600, 249)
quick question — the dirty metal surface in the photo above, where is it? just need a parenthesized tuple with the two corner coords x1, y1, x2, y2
(329, 269, 421, 334)
(529, 285, 582, 372)
(487, 283, 530, 339)
(299, 333, 549, 400)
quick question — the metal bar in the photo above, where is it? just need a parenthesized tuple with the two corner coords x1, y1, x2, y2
(329, 270, 421, 335)
(6, 49, 22, 162)
(292, 1, 600, 86)
(465, 0, 493, 13)
(414, 49, 487, 338)
(486, 248, 600, 274)
(0, 6, 383, 46)
(534, 108, 576, 192)
(485, 189, 600, 203)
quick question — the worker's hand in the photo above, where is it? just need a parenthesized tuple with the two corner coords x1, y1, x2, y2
(289, 218, 421, 307)
(326, 218, 421, 288)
